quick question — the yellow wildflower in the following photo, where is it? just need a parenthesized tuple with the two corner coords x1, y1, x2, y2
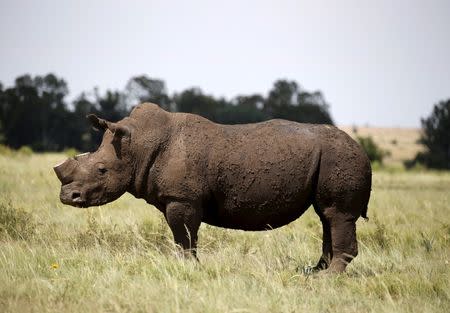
(51, 263, 59, 269)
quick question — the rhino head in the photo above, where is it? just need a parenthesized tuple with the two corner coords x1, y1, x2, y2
(54, 114, 134, 208)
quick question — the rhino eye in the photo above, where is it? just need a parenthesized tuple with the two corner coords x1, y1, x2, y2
(98, 166, 107, 174)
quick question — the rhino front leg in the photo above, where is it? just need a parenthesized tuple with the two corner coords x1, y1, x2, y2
(165, 201, 202, 259)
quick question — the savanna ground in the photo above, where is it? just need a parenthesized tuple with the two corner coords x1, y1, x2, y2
(1, 141, 449, 312)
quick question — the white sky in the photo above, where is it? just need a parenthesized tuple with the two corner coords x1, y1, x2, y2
(1, 0, 449, 127)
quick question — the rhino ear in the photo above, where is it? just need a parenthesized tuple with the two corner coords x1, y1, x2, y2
(87, 114, 130, 139)
(87, 114, 108, 131)
(109, 123, 130, 140)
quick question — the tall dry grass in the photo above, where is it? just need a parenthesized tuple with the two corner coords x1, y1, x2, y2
(0, 152, 449, 312)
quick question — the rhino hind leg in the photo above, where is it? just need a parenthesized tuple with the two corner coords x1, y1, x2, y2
(314, 205, 359, 273)
(313, 205, 332, 271)
(165, 201, 202, 259)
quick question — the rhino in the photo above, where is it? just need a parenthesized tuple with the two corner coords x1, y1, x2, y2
(54, 103, 371, 273)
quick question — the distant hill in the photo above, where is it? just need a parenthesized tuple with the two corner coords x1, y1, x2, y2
(339, 126, 424, 166)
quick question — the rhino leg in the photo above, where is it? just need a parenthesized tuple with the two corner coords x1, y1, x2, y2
(313, 206, 332, 271)
(165, 202, 202, 259)
(322, 207, 358, 273)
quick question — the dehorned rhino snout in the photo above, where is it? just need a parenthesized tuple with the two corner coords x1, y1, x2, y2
(53, 158, 78, 184)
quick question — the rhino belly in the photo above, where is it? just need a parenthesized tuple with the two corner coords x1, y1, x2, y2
(203, 172, 314, 231)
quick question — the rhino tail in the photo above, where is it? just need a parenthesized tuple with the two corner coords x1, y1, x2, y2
(361, 206, 369, 221)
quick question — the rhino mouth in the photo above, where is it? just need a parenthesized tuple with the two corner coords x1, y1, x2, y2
(59, 185, 109, 208)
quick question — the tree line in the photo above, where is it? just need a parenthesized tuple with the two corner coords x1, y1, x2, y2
(407, 99, 450, 170)
(0, 74, 333, 152)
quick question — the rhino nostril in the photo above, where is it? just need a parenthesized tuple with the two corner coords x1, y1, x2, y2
(72, 192, 81, 200)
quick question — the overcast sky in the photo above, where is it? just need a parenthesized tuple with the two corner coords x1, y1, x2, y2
(1, 0, 449, 127)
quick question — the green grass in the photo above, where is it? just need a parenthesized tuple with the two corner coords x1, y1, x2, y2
(0, 153, 449, 312)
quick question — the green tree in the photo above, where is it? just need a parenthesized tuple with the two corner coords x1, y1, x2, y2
(95, 89, 127, 122)
(216, 94, 266, 124)
(0, 74, 336, 151)
(69, 93, 98, 151)
(174, 88, 224, 121)
(76, 89, 129, 150)
(125, 75, 171, 110)
(0, 74, 70, 150)
(0, 82, 4, 143)
(264, 80, 298, 118)
(264, 80, 333, 124)
(296, 91, 333, 124)
(407, 100, 450, 169)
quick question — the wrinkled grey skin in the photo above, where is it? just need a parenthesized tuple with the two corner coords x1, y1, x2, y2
(54, 103, 371, 273)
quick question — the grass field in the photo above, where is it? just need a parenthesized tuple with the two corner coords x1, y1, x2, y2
(0, 152, 449, 313)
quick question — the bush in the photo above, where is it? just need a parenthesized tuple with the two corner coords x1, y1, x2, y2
(0, 145, 35, 157)
(0, 144, 14, 156)
(17, 145, 33, 156)
(75, 214, 138, 251)
(63, 148, 79, 158)
(359, 216, 392, 250)
(0, 202, 36, 240)
(357, 136, 390, 164)
(75, 214, 172, 253)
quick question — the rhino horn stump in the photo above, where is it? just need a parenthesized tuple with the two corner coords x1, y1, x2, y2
(53, 158, 78, 184)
